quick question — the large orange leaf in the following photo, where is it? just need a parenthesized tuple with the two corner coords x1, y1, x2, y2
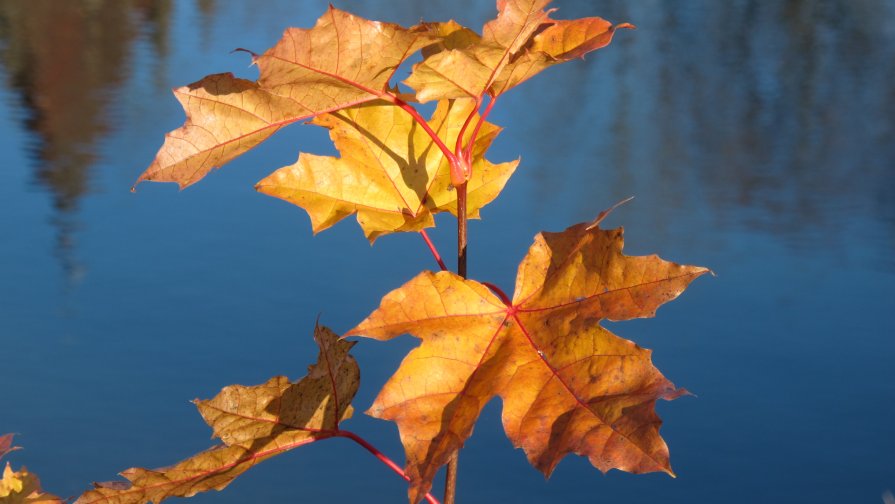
(0, 434, 63, 504)
(348, 221, 709, 503)
(256, 99, 517, 242)
(407, 0, 633, 101)
(135, 7, 433, 189)
(74, 325, 358, 504)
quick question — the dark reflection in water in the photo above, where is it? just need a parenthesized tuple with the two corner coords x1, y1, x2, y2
(518, 0, 894, 264)
(0, 0, 176, 285)
(1, 0, 891, 279)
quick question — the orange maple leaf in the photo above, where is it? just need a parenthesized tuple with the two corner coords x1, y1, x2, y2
(135, 7, 434, 189)
(348, 221, 709, 503)
(407, 0, 634, 101)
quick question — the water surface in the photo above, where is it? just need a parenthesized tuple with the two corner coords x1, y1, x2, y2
(1, 1, 893, 502)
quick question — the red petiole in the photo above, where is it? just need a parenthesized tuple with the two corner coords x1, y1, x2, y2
(420, 230, 448, 272)
(481, 281, 512, 306)
(386, 94, 458, 166)
(455, 97, 483, 157)
(306, 429, 441, 504)
(465, 95, 497, 162)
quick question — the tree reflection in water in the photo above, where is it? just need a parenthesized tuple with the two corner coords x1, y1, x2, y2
(514, 0, 894, 265)
(0, 0, 178, 287)
(0, 0, 891, 286)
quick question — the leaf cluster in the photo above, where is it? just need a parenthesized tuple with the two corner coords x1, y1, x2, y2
(61, 2, 711, 504)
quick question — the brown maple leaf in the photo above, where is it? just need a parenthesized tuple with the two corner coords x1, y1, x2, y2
(135, 7, 434, 189)
(74, 325, 358, 504)
(407, 0, 634, 102)
(255, 99, 517, 242)
(348, 221, 709, 503)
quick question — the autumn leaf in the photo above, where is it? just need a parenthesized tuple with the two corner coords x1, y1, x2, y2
(135, 7, 434, 189)
(74, 325, 359, 504)
(0, 435, 63, 504)
(256, 99, 517, 242)
(134, 74, 317, 189)
(348, 222, 709, 503)
(253, 7, 433, 105)
(407, 0, 633, 102)
(194, 325, 359, 447)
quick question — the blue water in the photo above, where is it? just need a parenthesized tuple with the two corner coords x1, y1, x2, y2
(1, 1, 893, 503)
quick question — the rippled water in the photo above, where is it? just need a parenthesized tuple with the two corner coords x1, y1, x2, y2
(1, 1, 893, 503)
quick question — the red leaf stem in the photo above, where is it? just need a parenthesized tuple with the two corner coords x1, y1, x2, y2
(481, 281, 512, 306)
(454, 97, 483, 157)
(420, 230, 448, 272)
(387, 95, 458, 165)
(465, 96, 498, 162)
(335, 430, 442, 504)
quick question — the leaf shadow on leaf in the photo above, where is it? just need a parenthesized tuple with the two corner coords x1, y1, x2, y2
(229, 380, 337, 454)
(416, 346, 510, 490)
(509, 22, 554, 64)
(328, 100, 437, 215)
(536, 408, 576, 475)
(183, 72, 245, 95)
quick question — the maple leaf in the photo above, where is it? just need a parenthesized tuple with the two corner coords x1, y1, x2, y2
(74, 325, 359, 504)
(135, 7, 434, 189)
(194, 325, 359, 447)
(256, 99, 517, 242)
(407, 0, 634, 102)
(0, 435, 63, 504)
(348, 222, 709, 503)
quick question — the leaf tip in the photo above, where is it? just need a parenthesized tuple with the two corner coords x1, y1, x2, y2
(586, 196, 634, 230)
(615, 22, 636, 31)
(232, 47, 259, 65)
(676, 387, 696, 399)
(132, 171, 150, 190)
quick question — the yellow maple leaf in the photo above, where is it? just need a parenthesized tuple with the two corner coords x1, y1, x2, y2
(256, 99, 517, 242)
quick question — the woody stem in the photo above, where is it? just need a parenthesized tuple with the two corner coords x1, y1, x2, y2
(444, 181, 468, 504)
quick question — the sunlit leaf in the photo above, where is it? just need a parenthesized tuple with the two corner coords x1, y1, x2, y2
(135, 7, 433, 189)
(134, 74, 315, 189)
(256, 99, 516, 242)
(348, 222, 709, 503)
(407, 0, 632, 101)
(195, 326, 358, 447)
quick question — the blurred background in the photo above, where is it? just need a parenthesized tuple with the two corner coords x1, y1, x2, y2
(1, 0, 892, 502)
